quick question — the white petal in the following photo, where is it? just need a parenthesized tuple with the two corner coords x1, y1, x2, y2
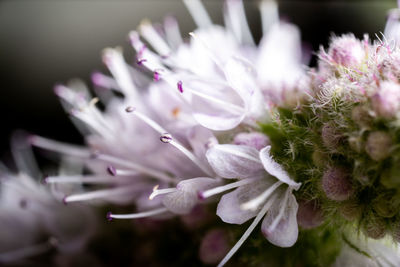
(224, 58, 266, 119)
(216, 179, 272, 224)
(187, 79, 246, 131)
(206, 144, 263, 179)
(259, 146, 301, 189)
(257, 22, 303, 87)
(261, 192, 299, 247)
(163, 177, 219, 215)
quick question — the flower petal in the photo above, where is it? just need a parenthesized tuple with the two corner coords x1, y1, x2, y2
(261, 192, 299, 247)
(259, 146, 301, 189)
(206, 144, 263, 179)
(216, 178, 272, 224)
(163, 177, 220, 215)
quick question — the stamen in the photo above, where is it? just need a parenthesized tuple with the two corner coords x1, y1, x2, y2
(102, 47, 139, 99)
(44, 175, 120, 184)
(29, 135, 90, 158)
(177, 81, 183, 93)
(0, 237, 57, 264)
(125, 106, 136, 113)
(91, 72, 121, 91)
(259, 0, 279, 35)
(164, 16, 183, 49)
(139, 19, 171, 56)
(225, 0, 255, 44)
(128, 109, 214, 176)
(240, 181, 283, 211)
(107, 207, 168, 220)
(198, 177, 259, 199)
(267, 187, 291, 232)
(63, 184, 139, 203)
(184, 85, 245, 114)
(160, 133, 173, 143)
(217, 194, 278, 267)
(183, 0, 212, 28)
(149, 185, 177, 200)
(97, 154, 175, 183)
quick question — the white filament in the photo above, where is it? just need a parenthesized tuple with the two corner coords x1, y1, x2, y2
(259, 0, 279, 35)
(149, 185, 177, 200)
(132, 110, 214, 176)
(64, 184, 138, 203)
(199, 177, 259, 199)
(218, 194, 278, 267)
(183, 0, 212, 28)
(139, 20, 171, 56)
(240, 180, 282, 211)
(109, 207, 168, 219)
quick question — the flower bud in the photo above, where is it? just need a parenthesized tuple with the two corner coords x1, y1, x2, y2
(297, 199, 325, 229)
(365, 131, 392, 161)
(348, 136, 363, 153)
(199, 229, 231, 265)
(339, 200, 362, 221)
(381, 164, 400, 188)
(321, 123, 342, 150)
(321, 166, 354, 201)
(328, 35, 365, 68)
(371, 81, 400, 118)
(312, 150, 328, 168)
(391, 220, 400, 242)
(233, 132, 270, 151)
(372, 191, 399, 218)
(361, 214, 386, 240)
(351, 105, 372, 128)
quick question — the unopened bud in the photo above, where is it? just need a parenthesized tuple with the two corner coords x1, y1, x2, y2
(362, 214, 386, 240)
(339, 200, 362, 221)
(312, 150, 327, 168)
(321, 123, 343, 150)
(322, 166, 354, 201)
(328, 34, 365, 68)
(365, 131, 392, 161)
(371, 81, 400, 118)
(372, 191, 399, 218)
(351, 105, 372, 128)
(297, 199, 325, 229)
(233, 132, 270, 151)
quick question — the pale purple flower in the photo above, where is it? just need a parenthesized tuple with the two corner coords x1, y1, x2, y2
(202, 144, 301, 266)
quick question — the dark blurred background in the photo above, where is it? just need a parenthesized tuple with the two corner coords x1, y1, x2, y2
(0, 0, 396, 160)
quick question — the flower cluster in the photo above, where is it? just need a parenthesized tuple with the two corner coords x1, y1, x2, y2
(4, 0, 400, 266)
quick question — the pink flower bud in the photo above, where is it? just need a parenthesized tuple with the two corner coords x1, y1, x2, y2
(297, 199, 325, 229)
(372, 192, 399, 218)
(328, 35, 365, 68)
(339, 200, 362, 221)
(365, 131, 392, 161)
(322, 166, 354, 201)
(351, 105, 371, 128)
(321, 123, 342, 150)
(371, 81, 400, 118)
(362, 215, 386, 240)
(199, 229, 231, 265)
(233, 132, 270, 151)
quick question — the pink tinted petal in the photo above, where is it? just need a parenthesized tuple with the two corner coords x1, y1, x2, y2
(187, 79, 246, 131)
(224, 58, 266, 118)
(163, 177, 219, 215)
(259, 146, 301, 189)
(206, 144, 263, 179)
(261, 193, 299, 247)
(216, 179, 271, 224)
